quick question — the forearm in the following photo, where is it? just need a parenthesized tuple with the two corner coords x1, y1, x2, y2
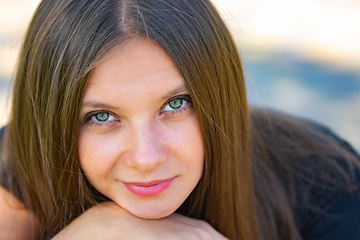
(52, 201, 228, 240)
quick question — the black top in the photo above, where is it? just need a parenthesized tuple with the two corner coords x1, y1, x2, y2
(294, 125, 360, 240)
(1, 123, 360, 240)
(292, 125, 360, 239)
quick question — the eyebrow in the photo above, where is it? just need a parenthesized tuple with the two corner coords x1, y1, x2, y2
(81, 102, 119, 110)
(81, 84, 189, 109)
(161, 84, 189, 100)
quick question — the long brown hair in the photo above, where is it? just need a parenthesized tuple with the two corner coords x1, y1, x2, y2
(4, 0, 256, 238)
(2, 0, 358, 239)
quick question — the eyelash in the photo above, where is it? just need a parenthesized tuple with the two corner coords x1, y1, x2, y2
(82, 94, 193, 127)
(160, 94, 193, 116)
(82, 110, 119, 127)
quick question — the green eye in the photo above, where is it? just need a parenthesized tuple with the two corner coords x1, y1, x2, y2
(168, 99, 183, 109)
(162, 95, 192, 113)
(94, 112, 109, 121)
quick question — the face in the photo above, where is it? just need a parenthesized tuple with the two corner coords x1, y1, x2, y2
(78, 38, 204, 219)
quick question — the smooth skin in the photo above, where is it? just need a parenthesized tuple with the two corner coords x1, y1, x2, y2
(78, 37, 205, 220)
(53, 202, 228, 240)
(0, 186, 40, 240)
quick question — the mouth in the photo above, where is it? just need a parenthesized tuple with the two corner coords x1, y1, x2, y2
(122, 177, 175, 197)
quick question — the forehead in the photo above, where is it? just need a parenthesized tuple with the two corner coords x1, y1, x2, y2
(90, 38, 177, 83)
(82, 38, 186, 107)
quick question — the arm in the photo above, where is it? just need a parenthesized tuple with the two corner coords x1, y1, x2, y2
(52, 201, 228, 240)
(0, 186, 41, 240)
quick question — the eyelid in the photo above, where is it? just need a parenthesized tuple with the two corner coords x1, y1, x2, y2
(82, 110, 118, 125)
(162, 94, 192, 109)
(161, 94, 193, 114)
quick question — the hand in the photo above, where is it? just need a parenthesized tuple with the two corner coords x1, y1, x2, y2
(52, 201, 228, 240)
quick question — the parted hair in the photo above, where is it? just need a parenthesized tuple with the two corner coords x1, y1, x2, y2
(1, 0, 358, 239)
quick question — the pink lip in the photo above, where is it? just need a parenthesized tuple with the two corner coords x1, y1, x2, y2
(122, 178, 175, 197)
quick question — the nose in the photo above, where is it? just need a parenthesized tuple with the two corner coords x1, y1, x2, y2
(125, 120, 166, 172)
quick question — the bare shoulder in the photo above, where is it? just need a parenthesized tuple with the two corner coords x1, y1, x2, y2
(0, 185, 40, 240)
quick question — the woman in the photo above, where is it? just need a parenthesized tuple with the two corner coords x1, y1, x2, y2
(0, 0, 359, 239)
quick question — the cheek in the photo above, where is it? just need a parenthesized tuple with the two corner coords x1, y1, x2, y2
(77, 131, 119, 181)
(165, 116, 204, 174)
(189, 123, 205, 175)
(178, 118, 205, 194)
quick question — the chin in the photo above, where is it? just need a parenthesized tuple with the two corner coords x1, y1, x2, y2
(128, 204, 178, 220)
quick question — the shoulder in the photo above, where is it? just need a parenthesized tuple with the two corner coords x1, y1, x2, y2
(250, 108, 360, 240)
(250, 108, 360, 195)
(250, 107, 360, 162)
(0, 126, 41, 239)
(0, 185, 41, 240)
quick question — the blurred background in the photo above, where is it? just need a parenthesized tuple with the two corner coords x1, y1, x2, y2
(0, 0, 359, 151)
